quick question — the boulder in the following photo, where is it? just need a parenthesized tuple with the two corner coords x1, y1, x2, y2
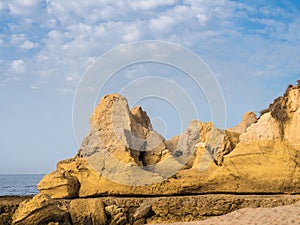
(0, 196, 29, 225)
(12, 194, 70, 225)
(38, 171, 79, 199)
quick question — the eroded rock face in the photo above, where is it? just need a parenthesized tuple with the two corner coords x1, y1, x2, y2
(6, 195, 299, 225)
(37, 83, 300, 197)
(12, 194, 70, 225)
(38, 171, 79, 199)
(81, 94, 166, 167)
(241, 85, 300, 147)
(285, 86, 300, 146)
(228, 112, 257, 134)
(69, 198, 107, 225)
(186, 121, 240, 169)
(239, 112, 281, 142)
(0, 196, 31, 225)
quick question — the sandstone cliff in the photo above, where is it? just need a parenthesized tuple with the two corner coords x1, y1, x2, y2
(11, 82, 300, 224)
(37, 83, 300, 198)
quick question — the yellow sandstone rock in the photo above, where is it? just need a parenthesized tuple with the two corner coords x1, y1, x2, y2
(12, 194, 70, 225)
(69, 198, 107, 225)
(37, 170, 79, 199)
(37, 83, 300, 197)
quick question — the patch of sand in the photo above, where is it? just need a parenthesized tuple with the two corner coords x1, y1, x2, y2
(154, 203, 300, 225)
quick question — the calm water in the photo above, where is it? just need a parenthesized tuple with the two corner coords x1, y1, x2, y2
(0, 174, 44, 196)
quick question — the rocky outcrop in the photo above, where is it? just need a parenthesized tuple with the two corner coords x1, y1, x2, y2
(8, 81, 300, 224)
(12, 194, 70, 225)
(38, 171, 79, 199)
(3, 195, 300, 225)
(239, 112, 281, 142)
(37, 83, 300, 198)
(227, 112, 257, 134)
(85, 94, 166, 166)
(259, 85, 300, 146)
(0, 196, 31, 225)
(69, 198, 107, 225)
(284, 85, 300, 146)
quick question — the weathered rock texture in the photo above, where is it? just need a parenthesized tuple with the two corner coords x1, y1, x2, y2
(227, 111, 257, 134)
(0, 196, 31, 225)
(7, 82, 300, 225)
(12, 194, 70, 225)
(38, 83, 300, 198)
(85, 94, 166, 166)
(69, 198, 107, 225)
(38, 171, 79, 199)
(4, 195, 299, 225)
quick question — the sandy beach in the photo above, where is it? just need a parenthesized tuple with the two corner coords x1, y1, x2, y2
(156, 202, 300, 225)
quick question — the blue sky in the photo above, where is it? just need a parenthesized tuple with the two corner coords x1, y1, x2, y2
(1, 0, 300, 174)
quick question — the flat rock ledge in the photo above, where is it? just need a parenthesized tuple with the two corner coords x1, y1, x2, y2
(1, 194, 299, 224)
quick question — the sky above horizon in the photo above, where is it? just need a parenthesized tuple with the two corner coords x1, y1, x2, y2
(1, 0, 300, 174)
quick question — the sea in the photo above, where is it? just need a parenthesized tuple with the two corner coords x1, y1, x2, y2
(0, 174, 44, 196)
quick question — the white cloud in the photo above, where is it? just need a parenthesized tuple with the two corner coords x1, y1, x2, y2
(150, 16, 175, 34)
(129, 0, 176, 10)
(65, 76, 74, 81)
(8, 0, 39, 15)
(30, 84, 40, 89)
(10, 34, 25, 45)
(122, 24, 142, 42)
(14, 0, 38, 7)
(10, 59, 25, 73)
(20, 40, 39, 49)
(1, 0, 300, 103)
(9, 35, 39, 50)
(2, 0, 300, 175)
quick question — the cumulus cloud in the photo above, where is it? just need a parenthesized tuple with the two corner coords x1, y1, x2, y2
(20, 40, 39, 49)
(2, 0, 300, 174)
(7, 0, 39, 15)
(129, 0, 176, 10)
(150, 16, 175, 34)
(10, 59, 25, 73)
(10, 34, 26, 45)
(0, 0, 299, 106)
